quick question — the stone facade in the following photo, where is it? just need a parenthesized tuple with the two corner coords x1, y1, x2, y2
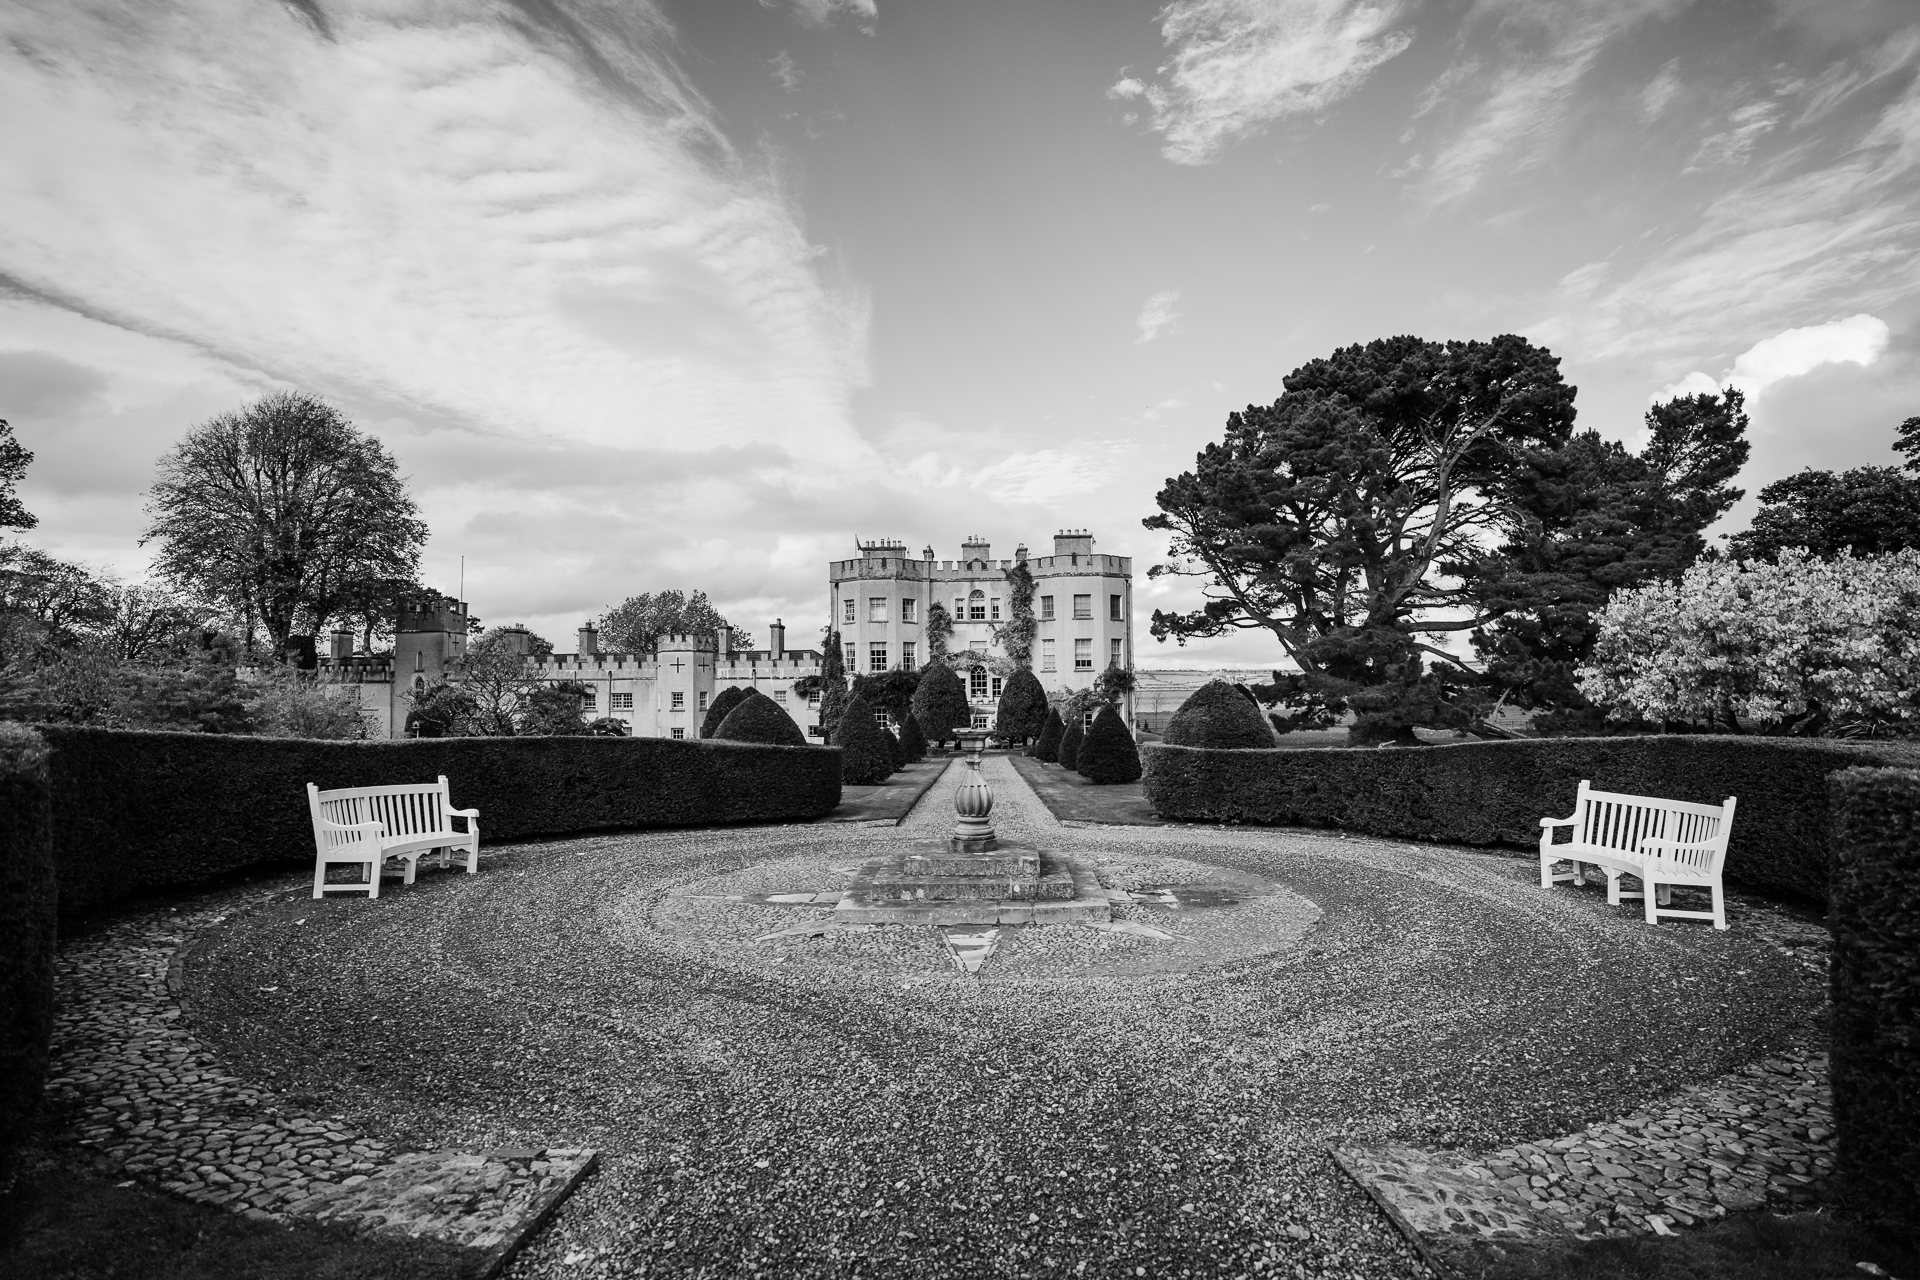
(829, 530, 1133, 725)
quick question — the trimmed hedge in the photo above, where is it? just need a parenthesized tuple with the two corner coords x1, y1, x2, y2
(1033, 709, 1063, 763)
(995, 668, 1049, 744)
(899, 714, 927, 762)
(1057, 715, 1085, 772)
(1079, 706, 1143, 784)
(700, 686, 750, 739)
(37, 726, 842, 916)
(1142, 734, 1920, 903)
(715, 689, 807, 746)
(1163, 679, 1274, 749)
(1829, 767, 1920, 1230)
(835, 694, 893, 786)
(0, 725, 55, 1156)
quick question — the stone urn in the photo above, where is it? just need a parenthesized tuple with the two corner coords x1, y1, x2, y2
(950, 727, 996, 853)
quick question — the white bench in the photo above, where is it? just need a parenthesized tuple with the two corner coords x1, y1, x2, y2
(306, 776, 480, 899)
(1538, 780, 1736, 929)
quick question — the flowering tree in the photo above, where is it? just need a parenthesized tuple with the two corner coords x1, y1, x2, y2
(1577, 549, 1920, 735)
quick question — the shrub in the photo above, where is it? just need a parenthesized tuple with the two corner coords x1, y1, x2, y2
(1829, 766, 1920, 1230)
(714, 689, 806, 746)
(519, 682, 592, 737)
(912, 663, 970, 747)
(586, 716, 630, 736)
(835, 693, 893, 785)
(0, 723, 54, 1157)
(885, 727, 904, 773)
(1033, 709, 1063, 762)
(995, 668, 1049, 744)
(899, 713, 927, 762)
(1079, 706, 1143, 784)
(1163, 679, 1274, 749)
(1057, 713, 1084, 772)
(700, 686, 750, 739)
(1141, 735, 1920, 903)
(36, 727, 842, 916)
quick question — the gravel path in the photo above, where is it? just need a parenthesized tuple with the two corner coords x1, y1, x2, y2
(128, 756, 1829, 1278)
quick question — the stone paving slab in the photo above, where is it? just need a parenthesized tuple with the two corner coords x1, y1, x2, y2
(46, 891, 596, 1274)
(1336, 1048, 1832, 1275)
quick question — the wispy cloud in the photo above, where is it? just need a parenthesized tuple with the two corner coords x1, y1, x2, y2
(765, 0, 878, 33)
(1685, 98, 1785, 172)
(1110, 0, 1414, 165)
(769, 51, 801, 91)
(1134, 290, 1184, 343)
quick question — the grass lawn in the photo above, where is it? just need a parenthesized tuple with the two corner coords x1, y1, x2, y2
(0, 1147, 481, 1280)
(1484, 1211, 1918, 1280)
(1006, 752, 1164, 824)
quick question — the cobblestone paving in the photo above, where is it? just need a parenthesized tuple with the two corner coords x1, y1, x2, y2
(46, 893, 594, 1259)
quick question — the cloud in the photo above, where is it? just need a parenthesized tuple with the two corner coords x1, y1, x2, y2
(1640, 57, 1683, 120)
(1685, 98, 1784, 171)
(1654, 314, 1891, 404)
(1115, 0, 1414, 165)
(769, 51, 801, 91)
(1134, 290, 1184, 343)
(766, 0, 877, 33)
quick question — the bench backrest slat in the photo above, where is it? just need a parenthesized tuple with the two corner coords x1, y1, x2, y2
(1568, 780, 1736, 876)
(309, 778, 453, 841)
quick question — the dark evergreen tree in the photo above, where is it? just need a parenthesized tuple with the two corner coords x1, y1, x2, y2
(899, 713, 927, 762)
(1032, 708, 1064, 762)
(1078, 705, 1143, 784)
(995, 667, 1049, 744)
(1057, 712, 1084, 771)
(836, 692, 893, 784)
(911, 661, 971, 748)
(1164, 679, 1274, 748)
(715, 688, 807, 746)
(700, 685, 749, 738)
(817, 629, 849, 743)
(1725, 465, 1920, 562)
(884, 726, 904, 772)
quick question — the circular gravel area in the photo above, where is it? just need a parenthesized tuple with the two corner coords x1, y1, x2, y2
(180, 756, 1827, 1279)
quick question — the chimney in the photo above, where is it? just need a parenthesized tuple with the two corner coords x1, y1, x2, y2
(716, 623, 732, 657)
(922, 546, 935, 561)
(1052, 529, 1095, 557)
(960, 534, 991, 563)
(577, 621, 598, 656)
(1014, 542, 1028, 563)
(329, 629, 352, 661)
(769, 618, 785, 658)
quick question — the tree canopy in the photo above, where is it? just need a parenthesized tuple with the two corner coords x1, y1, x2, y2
(910, 661, 970, 745)
(0, 419, 35, 532)
(1726, 465, 1920, 562)
(995, 667, 1049, 743)
(142, 392, 426, 656)
(599, 589, 749, 654)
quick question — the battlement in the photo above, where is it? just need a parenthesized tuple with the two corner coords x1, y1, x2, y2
(655, 632, 718, 652)
(858, 538, 907, 558)
(397, 594, 468, 635)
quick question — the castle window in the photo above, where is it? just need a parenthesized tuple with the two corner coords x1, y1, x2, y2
(671, 727, 685, 739)
(968, 590, 986, 621)
(1110, 593, 1123, 621)
(698, 690, 708, 711)
(808, 691, 821, 707)
(1041, 639, 1056, 672)
(843, 598, 855, 624)
(1040, 595, 1054, 621)
(989, 597, 1001, 620)
(670, 691, 684, 710)
(1110, 638, 1123, 667)
(1073, 594, 1092, 620)
(775, 688, 788, 703)
(581, 689, 597, 710)
(1074, 639, 1093, 670)
(970, 667, 988, 699)
(612, 692, 634, 711)
(869, 597, 888, 623)
(954, 596, 965, 620)
(901, 641, 916, 669)
(991, 676, 1003, 699)
(900, 598, 917, 623)
(869, 642, 888, 672)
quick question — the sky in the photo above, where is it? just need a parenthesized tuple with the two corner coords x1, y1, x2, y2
(2, 0, 1918, 669)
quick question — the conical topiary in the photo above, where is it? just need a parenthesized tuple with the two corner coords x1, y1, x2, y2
(700, 685, 750, 738)
(899, 712, 927, 762)
(1033, 708, 1064, 762)
(1162, 679, 1275, 749)
(911, 662, 970, 748)
(884, 726, 904, 773)
(836, 692, 893, 784)
(1078, 705, 1142, 784)
(714, 688, 806, 746)
(995, 668, 1049, 745)
(1057, 712, 1085, 772)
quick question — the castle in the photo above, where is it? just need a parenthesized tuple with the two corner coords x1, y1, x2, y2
(320, 528, 1131, 738)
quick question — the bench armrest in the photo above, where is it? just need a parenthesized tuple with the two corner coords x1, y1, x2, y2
(1539, 814, 1578, 829)
(445, 806, 480, 819)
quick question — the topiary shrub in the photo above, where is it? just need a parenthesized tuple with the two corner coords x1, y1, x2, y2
(1829, 766, 1920, 1231)
(1058, 713, 1085, 772)
(715, 689, 807, 746)
(701, 685, 750, 738)
(899, 713, 927, 762)
(995, 668, 1049, 745)
(1141, 734, 1920, 903)
(885, 727, 904, 773)
(1033, 709, 1063, 762)
(0, 724, 55, 1158)
(836, 693, 894, 785)
(1162, 679, 1275, 749)
(1079, 706, 1143, 784)
(912, 663, 970, 748)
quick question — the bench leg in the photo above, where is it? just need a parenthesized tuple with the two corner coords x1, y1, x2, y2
(367, 857, 381, 899)
(1643, 877, 1660, 924)
(312, 859, 328, 899)
(1712, 883, 1727, 931)
(463, 840, 478, 874)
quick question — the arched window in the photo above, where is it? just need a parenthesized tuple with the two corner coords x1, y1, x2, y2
(413, 674, 426, 691)
(968, 589, 986, 621)
(970, 666, 988, 699)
